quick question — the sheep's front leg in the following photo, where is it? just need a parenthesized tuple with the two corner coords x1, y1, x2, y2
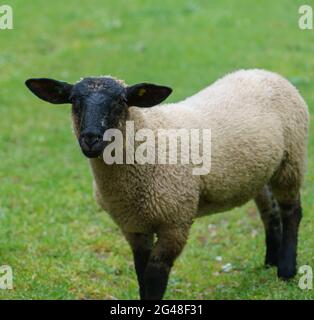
(143, 226, 190, 300)
(124, 232, 154, 299)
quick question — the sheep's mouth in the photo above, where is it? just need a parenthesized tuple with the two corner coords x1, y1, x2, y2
(79, 141, 106, 159)
(81, 148, 104, 158)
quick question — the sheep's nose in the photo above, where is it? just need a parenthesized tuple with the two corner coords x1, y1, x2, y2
(81, 132, 102, 148)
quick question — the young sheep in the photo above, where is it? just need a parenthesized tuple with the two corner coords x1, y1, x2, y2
(25, 69, 309, 300)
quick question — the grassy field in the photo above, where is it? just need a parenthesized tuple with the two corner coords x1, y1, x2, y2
(0, 0, 314, 299)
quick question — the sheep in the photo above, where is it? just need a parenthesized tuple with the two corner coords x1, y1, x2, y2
(25, 69, 309, 300)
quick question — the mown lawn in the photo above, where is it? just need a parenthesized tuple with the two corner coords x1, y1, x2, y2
(0, 0, 314, 299)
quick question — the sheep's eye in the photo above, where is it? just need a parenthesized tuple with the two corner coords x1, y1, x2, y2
(114, 100, 125, 110)
(118, 96, 127, 105)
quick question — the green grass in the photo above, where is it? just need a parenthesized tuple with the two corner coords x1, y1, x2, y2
(0, 0, 314, 299)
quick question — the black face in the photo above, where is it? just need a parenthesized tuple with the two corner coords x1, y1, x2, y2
(25, 76, 172, 159)
(71, 78, 128, 158)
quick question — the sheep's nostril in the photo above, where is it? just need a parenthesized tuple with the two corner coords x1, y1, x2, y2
(81, 133, 102, 148)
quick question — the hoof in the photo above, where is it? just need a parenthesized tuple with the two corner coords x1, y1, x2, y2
(277, 266, 296, 280)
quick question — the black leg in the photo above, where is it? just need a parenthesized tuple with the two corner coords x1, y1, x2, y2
(144, 261, 172, 300)
(277, 198, 302, 280)
(255, 186, 282, 267)
(143, 226, 190, 300)
(124, 232, 154, 299)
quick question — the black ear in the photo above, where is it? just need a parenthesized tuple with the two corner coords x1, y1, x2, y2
(126, 83, 172, 107)
(25, 78, 73, 104)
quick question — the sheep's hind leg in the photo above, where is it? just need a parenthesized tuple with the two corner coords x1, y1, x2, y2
(255, 186, 282, 267)
(143, 225, 190, 300)
(124, 232, 154, 299)
(276, 197, 302, 280)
